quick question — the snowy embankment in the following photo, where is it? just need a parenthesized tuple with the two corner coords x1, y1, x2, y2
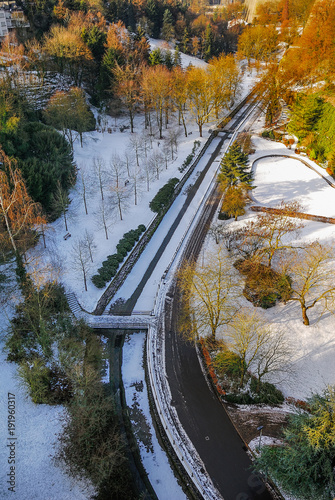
(214, 135, 335, 401)
(0, 300, 95, 500)
(122, 332, 187, 500)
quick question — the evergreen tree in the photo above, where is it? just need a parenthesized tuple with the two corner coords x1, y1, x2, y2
(145, 0, 160, 38)
(218, 142, 252, 188)
(173, 45, 182, 67)
(204, 24, 214, 61)
(182, 27, 189, 53)
(161, 9, 175, 42)
(149, 48, 163, 66)
(256, 387, 335, 499)
(288, 94, 324, 140)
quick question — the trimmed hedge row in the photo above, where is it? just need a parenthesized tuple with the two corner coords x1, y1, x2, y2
(91, 224, 146, 288)
(149, 177, 179, 213)
(178, 140, 201, 173)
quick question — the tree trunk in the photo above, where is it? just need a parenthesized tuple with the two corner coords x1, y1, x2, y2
(302, 304, 310, 325)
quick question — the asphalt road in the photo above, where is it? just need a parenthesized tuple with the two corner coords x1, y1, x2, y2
(165, 281, 273, 500)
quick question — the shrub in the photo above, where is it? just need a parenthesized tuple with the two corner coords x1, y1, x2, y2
(218, 211, 231, 220)
(91, 275, 106, 288)
(116, 244, 128, 258)
(250, 377, 284, 405)
(149, 177, 179, 213)
(238, 259, 291, 309)
(107, 255, 120, 267)
(138, 224, 146, 233)
(214, 350, 244, 379)
(19, 357, 52, 404)
(261, 129, 275, 140)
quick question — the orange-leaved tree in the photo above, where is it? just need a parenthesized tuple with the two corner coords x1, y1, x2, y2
(0, 151, 46, 254)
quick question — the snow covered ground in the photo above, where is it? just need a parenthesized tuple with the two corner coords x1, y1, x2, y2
(122, 332, 187, 499)
(213, 135, 335, 401)
(0, 299, 95, 500)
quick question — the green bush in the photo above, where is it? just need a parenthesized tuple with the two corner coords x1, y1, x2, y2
(19, 358, 52, 404)
(92, 224, 147, 288)
(149, 177, 179, 213)
(218, 211, 231, 220)
(91, 274, 106, 288)
(225, 392, 254, 404)
(250, 377, 284, 405)
(214, 350, 243, 378)
(116, 243, 128, 257)
(261, 129, 275, 140)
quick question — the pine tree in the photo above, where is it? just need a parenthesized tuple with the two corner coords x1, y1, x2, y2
(218, 142, 252, 188)
(182, 27, 189, 54)
(161, 9, 175, 42)
(173, 46, 181, 67)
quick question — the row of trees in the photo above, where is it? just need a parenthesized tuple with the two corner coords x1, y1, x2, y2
(114, 53, 242, 137)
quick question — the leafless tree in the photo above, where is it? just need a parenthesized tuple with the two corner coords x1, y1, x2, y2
(82, 229, 96, 262)
(179, 245, 242, 341)
(129, 164, 144, 205)
(283, 241, 335, 325)
(224, 308, 292, 387)
(166, 128, 180, 161)
(128, 134, 143, 167)
(109, 185, 130, 221)
(95, 199, 113, 240)
(93, 156, 108, 201)
(241, 201, 305, 266)
(108, 153, 126, 189)
(149, 149, 164, 180)
(71, 238, 92, 291)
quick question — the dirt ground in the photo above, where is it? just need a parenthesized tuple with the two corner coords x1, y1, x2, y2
(225, 404, 291, 445)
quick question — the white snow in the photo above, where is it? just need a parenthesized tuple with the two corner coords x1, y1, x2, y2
(122, 332, 187, 499)
(0, 297, 95, 500)
(214, 134, 335, 401)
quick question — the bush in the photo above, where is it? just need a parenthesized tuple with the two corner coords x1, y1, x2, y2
(149, 178, 179, 213)
(214, 350, 243, 379)
(91, 274, 106, 288)
(218, 211, 231, 220)
(138, 224, 146, 233)
(107, 254, 120, 267)
(261, 129, 275, 140)
(116, 244, 128, 258)
(19, 358, 52, 404)
(250, 377, 284, 405)
(238, 259, 291, 309)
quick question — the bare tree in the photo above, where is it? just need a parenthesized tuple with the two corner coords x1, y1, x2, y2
(166, 128, 180, 161)
(83, 229, 96, 262)
(179, 246, 242, 341)
(109, 185, 129, 221)
(284, 242, 335, 325)
(208, 223, 227, 245)
(162, 142, 171, 169)
(76, 162, 90, 215)
(52, 181, 70, 232)
(95, 199, 113, 240)
(108, 153, 126, 189)
(224, 308, 292, 387)
(93, 156, 108, 201)
(149, 149, 164, 180)
(72, 238, 91, 291)
(128, 134, 143, 167)
(143, 157, 153, 192)
(242, 201, 305, 266)
(129, 164, 144, 205)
